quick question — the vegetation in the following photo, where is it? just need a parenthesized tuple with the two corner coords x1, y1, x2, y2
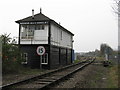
(73, 60, 80, 63)
(1, 33, 23, 74)
(100, 43, 113, 57)
(73, 59, 87, 63)
(107, 65, 118, 88)
(84, 58, 118, 88)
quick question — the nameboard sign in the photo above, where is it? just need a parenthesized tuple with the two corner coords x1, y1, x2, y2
(20, 21, 48, 25)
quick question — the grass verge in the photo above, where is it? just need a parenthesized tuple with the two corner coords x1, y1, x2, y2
(107, 65, 118, 88)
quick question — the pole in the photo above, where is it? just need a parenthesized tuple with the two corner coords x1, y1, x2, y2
(40, 55, 42, 69)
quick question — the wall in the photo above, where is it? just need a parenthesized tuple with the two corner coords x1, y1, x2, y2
(50, 45, 60, 69)
(20, 45, 72, 69)
(51, 23, 73, 48)
(20, 45, 50, 69)
(49, 45, 72, 69)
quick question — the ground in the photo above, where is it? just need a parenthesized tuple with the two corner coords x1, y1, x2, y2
(51, 63, 118, 88)
(2, 68, 53, 85)
(2, 61, 119, 88)
(51, 64, 108, 88)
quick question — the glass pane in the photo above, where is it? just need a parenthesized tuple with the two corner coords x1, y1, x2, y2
(42, 25, 44, 30)
(35, 25, 44, 30)
(23, 53, 28, 62)
(36, 25, 40, 30)
(29, 25, 35, 30)
(45, 53, 48, 63)
(42, 55, 44, 63)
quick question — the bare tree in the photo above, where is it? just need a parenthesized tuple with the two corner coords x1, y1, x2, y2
(113, 0, 120, 50)
(112, 0, 120, 14)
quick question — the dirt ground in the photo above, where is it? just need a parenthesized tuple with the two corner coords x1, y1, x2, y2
(2, 69, 53, 85)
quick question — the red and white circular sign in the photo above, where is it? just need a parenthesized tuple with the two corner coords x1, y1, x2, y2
(36, 46, 45, 55)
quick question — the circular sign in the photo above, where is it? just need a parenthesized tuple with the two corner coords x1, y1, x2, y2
(36, 46, 45, 55)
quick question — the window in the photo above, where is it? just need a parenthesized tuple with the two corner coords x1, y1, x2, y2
(28, 25, 34, 38)
(21, 53, 28, 64)
(21, 25, 27, 39)
(41, 25, 44, 30)
(41, 53, 48, 64)
(21, 25, 34, 39)
(36, 25, 44, 30)
(61, 31, 62, 40)
(21, 25, 28, 30)
(29, 25, 35, 30)
(36, 25, 40, 30)
(21, 24, 45, 39)
(28, 29, 34, 37)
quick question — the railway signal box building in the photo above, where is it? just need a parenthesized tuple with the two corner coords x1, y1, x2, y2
(16, 9, 74, 69)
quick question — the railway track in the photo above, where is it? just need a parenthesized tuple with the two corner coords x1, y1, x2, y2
(2, 58, 95, 89)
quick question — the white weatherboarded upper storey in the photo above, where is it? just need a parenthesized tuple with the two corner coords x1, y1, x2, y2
(51, 23, 73, 48)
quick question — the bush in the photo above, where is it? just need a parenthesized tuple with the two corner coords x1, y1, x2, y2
(1, 34, 23, 74)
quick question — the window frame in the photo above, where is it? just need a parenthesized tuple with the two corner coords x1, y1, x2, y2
(21, 24, 45, 39)
(35, 25, 45, 30)
(21, 53, 28, 64)
(41, 53, 48, 64)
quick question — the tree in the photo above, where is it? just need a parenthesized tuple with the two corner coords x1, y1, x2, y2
(100, 43, 113, 56)
(112, 0, 120, 14)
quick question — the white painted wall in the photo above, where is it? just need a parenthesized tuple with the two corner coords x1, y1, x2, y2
(51, 23, 73, 48)
(20, 23, 73, 48)
(20, 40, 48, 44)
(20, 25, 48, 44)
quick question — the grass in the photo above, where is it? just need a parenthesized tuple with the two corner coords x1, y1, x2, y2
(2, 66, 50, 85)
(96, 56, 104, 61)
(3, 66, 49, 79)
(19, 68, 44, 75)
(81, 57, 119, 88)
(88, 65, 108, 88)
(73, 60, 81, 63)
(73, 59, 87, 63)
(107, 65, 118, 88)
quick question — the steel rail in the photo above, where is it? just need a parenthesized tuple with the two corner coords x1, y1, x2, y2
(40, 59, 94, 89)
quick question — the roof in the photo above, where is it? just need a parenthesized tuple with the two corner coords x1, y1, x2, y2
(15, 12, 51, 23)
(16, 12, 74, 36)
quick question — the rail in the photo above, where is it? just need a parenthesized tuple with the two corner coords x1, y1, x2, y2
(2, 58, 95, 89)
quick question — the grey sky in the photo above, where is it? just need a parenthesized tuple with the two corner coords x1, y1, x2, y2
(0, 0, 118, 52)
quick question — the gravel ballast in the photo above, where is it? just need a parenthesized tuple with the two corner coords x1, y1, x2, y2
(51, 64, 108, 88)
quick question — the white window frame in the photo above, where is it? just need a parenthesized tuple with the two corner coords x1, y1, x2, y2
(21, 25, 34, 39)
(41, 53, 48, 64)
(21, 53, 28, 64)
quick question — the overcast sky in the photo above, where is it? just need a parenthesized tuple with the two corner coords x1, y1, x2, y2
(0, 0, 118, 52)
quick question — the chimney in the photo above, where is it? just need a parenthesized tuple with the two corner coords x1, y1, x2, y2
(40, 8, 42, 13)
(32, 9, 34, 18)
